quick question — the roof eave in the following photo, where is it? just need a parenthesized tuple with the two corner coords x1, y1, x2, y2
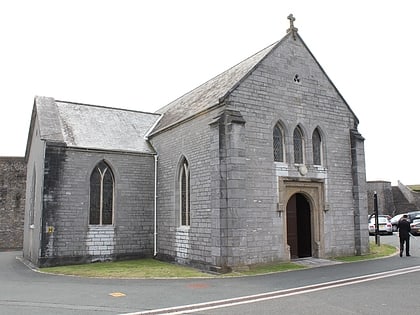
(45, 142, 157, 156)
(148, 102, 225, 137)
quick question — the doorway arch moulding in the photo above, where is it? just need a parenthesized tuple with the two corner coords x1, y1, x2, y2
(278, 178, 326, 259)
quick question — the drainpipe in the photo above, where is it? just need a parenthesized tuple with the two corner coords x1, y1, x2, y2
(154, 154, 158, 257)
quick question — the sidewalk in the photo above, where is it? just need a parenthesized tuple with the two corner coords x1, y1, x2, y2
(293, 257, 343, 267)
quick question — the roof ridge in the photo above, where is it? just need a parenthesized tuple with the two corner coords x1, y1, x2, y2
(32, 96, 160, 154)
(55, 99, 161, 116)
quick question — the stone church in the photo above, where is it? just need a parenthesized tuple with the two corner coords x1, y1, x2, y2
(23, 16, 369, 271)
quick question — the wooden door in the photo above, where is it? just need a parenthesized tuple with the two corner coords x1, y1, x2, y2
(287, 193, 312, 258)
(286, 194, 298, 258)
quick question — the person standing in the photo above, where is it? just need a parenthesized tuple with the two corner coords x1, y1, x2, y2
(397, 214, 411, 257)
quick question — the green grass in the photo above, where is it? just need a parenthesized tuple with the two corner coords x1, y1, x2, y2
(41, 258, 210, 278)
(335, 242, 397, 262)
(41, 242, 396, 278)
(408, 185, 420, 192)
(41, 259, 306, 278)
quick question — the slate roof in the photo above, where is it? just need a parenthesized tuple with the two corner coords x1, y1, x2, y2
(33, 96, 160, 154)
(151, 40, 281, 135)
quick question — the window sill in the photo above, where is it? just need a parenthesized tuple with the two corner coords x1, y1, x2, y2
(88, 225, 115, 230)
(177, 225, 190, 232)
(274, 161, 288, 166)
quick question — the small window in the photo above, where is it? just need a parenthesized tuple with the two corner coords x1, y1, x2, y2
(90, 161, 114, 225)
(179, 158, 190, 226)
(273, 123, 285, 162)
(293, 127, 304, 164)
(312, 128, 322, 165)
(29, 168, 36, 225)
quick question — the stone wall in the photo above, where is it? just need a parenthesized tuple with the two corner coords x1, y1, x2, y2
(36, 145, 156, 267)
(0, 157, 26, 249)
(150, 110, 216, 269)
(226, 34, 367, 259)
(398, 181, 420, 210)
(366, 181, 420, 216)
(366, 181, 396, 215)
(151, 33, 368, 270)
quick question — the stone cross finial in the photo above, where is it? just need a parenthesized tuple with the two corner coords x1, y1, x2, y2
(287, 14, 298, 40)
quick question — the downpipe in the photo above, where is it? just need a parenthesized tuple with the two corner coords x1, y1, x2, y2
(154, 154, 158, 257)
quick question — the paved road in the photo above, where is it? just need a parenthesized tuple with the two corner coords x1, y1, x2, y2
(1, 234, 419, 314)
(185, 270, 420, 315)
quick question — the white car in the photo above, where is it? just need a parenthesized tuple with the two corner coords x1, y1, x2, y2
(410, 216, 420, 236)
(368, 215, 393, 235)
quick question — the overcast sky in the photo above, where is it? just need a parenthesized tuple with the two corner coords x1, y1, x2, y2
(1, 0, 419, 185)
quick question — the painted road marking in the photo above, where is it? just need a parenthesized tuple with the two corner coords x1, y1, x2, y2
(110, 292, 126, 297)
(120, 265, 420, 315)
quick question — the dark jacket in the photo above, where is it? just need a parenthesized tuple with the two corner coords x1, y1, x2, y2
(398, 218, 411, 239)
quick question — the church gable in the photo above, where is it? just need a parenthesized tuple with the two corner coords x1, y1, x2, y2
(227, 35, 358, 128)
(150, 15, 358, 138)
(151, 15, 368, 270)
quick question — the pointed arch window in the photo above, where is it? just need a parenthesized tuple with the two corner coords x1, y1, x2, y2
(90, 160, 114, 225)
(29, 168, 36, 226)
(273, 123, 285, 162)
(179, 158, 190, 226)
(293, 127, 304, 164)
(312, 128, 322, 165)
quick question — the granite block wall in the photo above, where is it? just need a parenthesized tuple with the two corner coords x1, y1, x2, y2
(0, 157, 26, 249)
(150, 33, 367, 269)
(366, 181, 395, 215)
(150, 111, 216, 269)
(38, 145, 155, 266)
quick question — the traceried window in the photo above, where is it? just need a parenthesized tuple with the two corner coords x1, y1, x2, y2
(179, 158, 190, 226)
(312, 128, 322, 165)
(293, 126, 304, 164)
(273, 123, 285, 162)
(90, 160, 114, 225)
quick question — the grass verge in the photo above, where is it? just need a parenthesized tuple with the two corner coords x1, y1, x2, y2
(41, 259, 306, 278)
(335, 242, 397, 262)
(41, 259, 209, 278)
(41, 242, 396, 278)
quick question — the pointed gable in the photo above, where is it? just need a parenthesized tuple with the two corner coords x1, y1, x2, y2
(293, 34, 359, 125)
(32, 96, 160, 154)
(150, 25, 359, 135)
(150, 40, 281, 135)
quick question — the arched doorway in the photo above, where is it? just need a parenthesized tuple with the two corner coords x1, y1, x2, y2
(286, 193, 312, 258)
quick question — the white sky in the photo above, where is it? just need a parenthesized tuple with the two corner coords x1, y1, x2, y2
(1, 0, 419, 185)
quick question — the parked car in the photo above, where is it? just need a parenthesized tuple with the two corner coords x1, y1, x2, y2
(410, 216, 420, 236)
(368, 215, 393, 235)
(407, 211, 420, 222)
(390, 213, 405, 232)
